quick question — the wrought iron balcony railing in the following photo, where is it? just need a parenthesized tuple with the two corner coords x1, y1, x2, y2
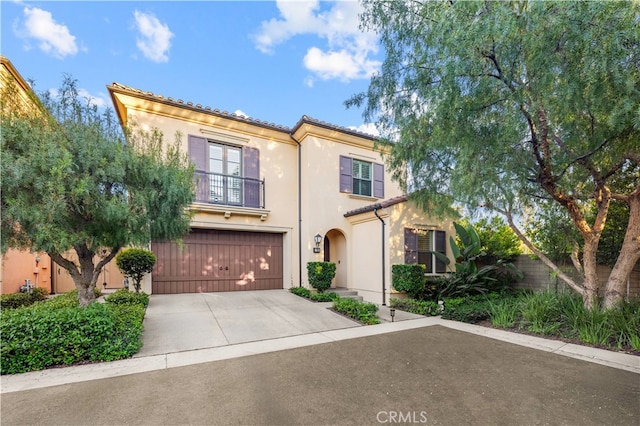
(193, 170, 265, 209)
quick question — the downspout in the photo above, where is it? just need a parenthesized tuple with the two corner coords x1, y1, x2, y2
(374, 207, 386, 306)
(290, 134, 303, 287)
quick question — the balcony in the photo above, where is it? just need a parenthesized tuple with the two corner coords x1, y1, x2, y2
(193, 170, 265, 209)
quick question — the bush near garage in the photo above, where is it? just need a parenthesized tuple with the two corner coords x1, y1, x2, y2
(0, 290, 146, 375)
(306, 262, 336, 293)
(0, 287, 48, 310)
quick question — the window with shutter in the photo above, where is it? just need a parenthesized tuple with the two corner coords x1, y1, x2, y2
(188, 135, 262, 208)
(405, 228, 447, 274)
(339, 155, 384, 198)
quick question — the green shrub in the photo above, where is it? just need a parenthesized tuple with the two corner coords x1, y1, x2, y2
(391, 264, 426, 299)
(116, 248, 156, 292)
(289, 287, 311, 298)
(306, 262, 336, 293)
(0, 287, 49, 310)
(390, 298, 440, 316)
(441, 296, 492, 323)
(1, 302, 145, 374)
(520, 291, 563, 334)
(488, 298, 520, 328)
(333, 297, 379, 325)
(310, 292, 339, 302)
(105, 288, 150, 307)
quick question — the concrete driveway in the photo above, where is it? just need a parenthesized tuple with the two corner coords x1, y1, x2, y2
(135, 290, 360, 357)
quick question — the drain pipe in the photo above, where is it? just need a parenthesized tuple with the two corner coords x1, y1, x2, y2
(374, 206, 386, 306)
(290, 134, 303, 287)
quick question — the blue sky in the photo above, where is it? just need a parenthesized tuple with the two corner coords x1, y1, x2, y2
(1, 0, 381, 134)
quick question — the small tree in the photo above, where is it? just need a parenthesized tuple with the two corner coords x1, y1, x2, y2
(307, 262, 336, 293)
(1, 76, 194, 307)
(115, 248, 157, 293)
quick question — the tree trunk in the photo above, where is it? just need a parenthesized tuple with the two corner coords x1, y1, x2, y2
(604, 191, 640, 309)
(49, 244, 120, 307)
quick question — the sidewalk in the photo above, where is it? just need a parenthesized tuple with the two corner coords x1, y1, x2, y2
(2, 314, 637, 394)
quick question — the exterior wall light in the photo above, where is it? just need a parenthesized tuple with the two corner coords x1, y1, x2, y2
(313, 233, 322, 253)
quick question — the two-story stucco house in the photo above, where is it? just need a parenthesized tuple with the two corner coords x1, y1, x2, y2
(108, 83, 454, 304)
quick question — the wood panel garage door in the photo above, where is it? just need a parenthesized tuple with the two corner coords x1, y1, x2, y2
(151, 229, 283, 294)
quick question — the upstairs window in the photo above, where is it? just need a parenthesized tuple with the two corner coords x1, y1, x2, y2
(404, 228, 447, 274)
(188, 135, 262, 208)
(339, 155, 384, 198)
(352, 159, 372, 196)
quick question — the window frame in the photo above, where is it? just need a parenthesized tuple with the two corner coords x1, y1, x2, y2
(405, 228, 447, 274)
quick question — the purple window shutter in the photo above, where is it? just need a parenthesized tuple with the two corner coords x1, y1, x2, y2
(435, 230, 447, 273)
(188, 135, 208, 202)
(339, 155, 353, 193)
(404, 228, 418, 264)
(243, 147, 260, 208)
(373, 162, 384, 198)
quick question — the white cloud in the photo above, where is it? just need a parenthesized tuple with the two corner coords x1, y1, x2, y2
(15, 7, 78, 58)
(348, 123, 379, 137)
(233, 109, 249, 118)
(133, 10, 173, 63)
(253, 0, 379, 83)
(303, 47, 379, 82)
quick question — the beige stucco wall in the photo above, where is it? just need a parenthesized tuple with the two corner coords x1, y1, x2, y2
(295, 125, 402, 289)
(345, 200, 456, 305)
(113, 91, 300, 291)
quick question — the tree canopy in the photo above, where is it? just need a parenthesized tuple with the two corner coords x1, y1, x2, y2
(349, 1, 640, 308)
(1, 76, 194, 306)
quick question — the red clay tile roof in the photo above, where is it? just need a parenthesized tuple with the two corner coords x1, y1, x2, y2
(108, 82, 379, 140)
(343, 195, 408, 217)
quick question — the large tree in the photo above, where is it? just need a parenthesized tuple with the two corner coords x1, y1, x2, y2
(1, 77, 194, 306)
(348, 1, 640, 308)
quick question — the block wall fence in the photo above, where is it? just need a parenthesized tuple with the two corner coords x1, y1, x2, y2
(510, 255, 640, 299)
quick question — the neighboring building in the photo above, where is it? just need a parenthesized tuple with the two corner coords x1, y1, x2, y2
(0, 56, 124, 295)
(108, 83, 455, 304)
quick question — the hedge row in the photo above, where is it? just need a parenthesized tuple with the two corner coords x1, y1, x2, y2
(1, 289, 146, 375)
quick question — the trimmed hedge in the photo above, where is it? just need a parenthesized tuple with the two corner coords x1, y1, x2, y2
(307, 262, 336, 293)
(105, 288, 150, 307)
(0, 288, 48, 310)
(390, 298, 440, 316)
(333, 297, 380, 325)
(391, 264, 426, 299)
(1, 290, 146, 375)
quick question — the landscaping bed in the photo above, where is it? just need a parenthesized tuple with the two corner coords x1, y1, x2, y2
(289, 287, 380, 325)
(1, 289, 149, 375)
(392, 290, 640, 356)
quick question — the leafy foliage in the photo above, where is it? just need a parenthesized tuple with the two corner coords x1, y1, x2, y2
(333, 297, 380, 325)
(391, 264, 426, 299)
(1, 76, 194, 306)
(434, 222, 522, 298)
(104, 288, 150, 307)
(289, 287, 312, 298)
(0, 288, 48, 310)
(0, 291, 147, 374)
(468, 217, 522, 262)
(349, 0, 640, 308)
(310, 292, 339, 303)
(390, 298, 440, 316)
(306, 262, 336, 293)
(115, 248, 157, 292)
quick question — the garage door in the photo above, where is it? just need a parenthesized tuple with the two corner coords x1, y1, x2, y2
(151, 229, 283, 294)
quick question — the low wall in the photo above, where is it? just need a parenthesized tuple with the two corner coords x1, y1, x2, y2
(511, 255, 640, 299)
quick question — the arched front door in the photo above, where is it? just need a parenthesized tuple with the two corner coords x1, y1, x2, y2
(324, 229, 347, 288)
